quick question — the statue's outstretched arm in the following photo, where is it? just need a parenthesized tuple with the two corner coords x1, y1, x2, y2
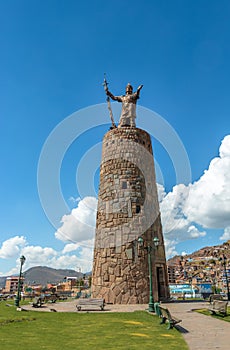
(106, 90, 122, 102)
(136, 84, 143, 97)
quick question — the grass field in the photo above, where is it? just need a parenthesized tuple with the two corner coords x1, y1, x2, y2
(195, 307, 230, 322)
(0, 301, 189, 350)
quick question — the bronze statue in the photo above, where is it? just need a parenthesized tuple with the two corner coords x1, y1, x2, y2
(104, 77, 143, 128)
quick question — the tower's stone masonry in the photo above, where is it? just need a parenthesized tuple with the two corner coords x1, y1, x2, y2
(92, 127, 169, 304)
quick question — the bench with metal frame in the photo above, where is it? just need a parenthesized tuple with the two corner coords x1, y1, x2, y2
(159, 306, 182, 329)
(208, 300, 228, 316)
(76, 298, 105, 311)
(31, 297, 45, 308)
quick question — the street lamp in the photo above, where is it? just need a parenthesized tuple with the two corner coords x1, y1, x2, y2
(138, 236, 159, 312)
(15, 255, 26, 307)
(219, 255, 230, 301)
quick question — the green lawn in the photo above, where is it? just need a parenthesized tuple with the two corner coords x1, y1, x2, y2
(195, 307, 230, 322)
(0, 301, 188, 350)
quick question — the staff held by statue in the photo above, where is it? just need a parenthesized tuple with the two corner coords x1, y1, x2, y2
(103, 74, 116, 129)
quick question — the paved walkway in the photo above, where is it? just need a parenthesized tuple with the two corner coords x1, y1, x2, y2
(23, 300, 230, 349)
(163, 301, 230, 350)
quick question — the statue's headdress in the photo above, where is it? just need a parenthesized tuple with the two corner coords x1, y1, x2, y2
(126, 83, 133, 92)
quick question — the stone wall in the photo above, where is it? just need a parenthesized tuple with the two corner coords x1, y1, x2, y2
(91, 127, 169, 303)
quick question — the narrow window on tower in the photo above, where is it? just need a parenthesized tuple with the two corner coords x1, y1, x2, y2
(122, 181, 127, 189)
(136, 205, 141, 214)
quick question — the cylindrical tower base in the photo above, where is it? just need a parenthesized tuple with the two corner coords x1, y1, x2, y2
(91, 127, 169, 304)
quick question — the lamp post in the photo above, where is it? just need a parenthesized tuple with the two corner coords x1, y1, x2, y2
(15, 255, 26, 307)
(138, 236, 159, 312)
(219, 255, 230, 301)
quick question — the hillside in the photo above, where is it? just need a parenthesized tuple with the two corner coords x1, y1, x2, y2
(0, 266, 83, 288)
(167, 240, 230, 284)
(24, 266, 83, 285)
(168, 240, 230, 266)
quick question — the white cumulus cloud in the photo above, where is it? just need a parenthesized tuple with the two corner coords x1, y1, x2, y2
(164, 238, 178, 258)
(184, 135, 230, 228)
(62, 243, 79, 254)
(159, 135, 230, 257)
(220, 227, 230, 241)
(0, 196, 97, 275)
(0, 236, 27, 259)
(55, 196, 97, 243)
(48, 253, 93, 273)
(0, 239, 94, 276)
(21, 246, 57, 265)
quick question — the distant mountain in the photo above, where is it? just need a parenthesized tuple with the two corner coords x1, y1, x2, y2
(0, 266, 83, 288)
(23, 266, 83, 286)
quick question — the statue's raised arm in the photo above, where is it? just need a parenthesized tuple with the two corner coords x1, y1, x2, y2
(136, 84, 144, 96)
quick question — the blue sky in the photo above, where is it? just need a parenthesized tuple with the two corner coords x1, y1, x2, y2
(0, 1, 230, 275)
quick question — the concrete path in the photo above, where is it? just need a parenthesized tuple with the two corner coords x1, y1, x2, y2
(163, 301, 230, 350)
(22, 301, 148, 313)
(23, 300, 230, 349)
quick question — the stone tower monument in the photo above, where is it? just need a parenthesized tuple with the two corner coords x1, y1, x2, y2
(91, 82, 169, 304)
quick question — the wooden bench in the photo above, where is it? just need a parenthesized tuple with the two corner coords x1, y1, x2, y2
(76, 298, 105, 311)
(208, 300, 228, 316)
(159, 306, 182, 329)
(31, 297, 44, 308)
